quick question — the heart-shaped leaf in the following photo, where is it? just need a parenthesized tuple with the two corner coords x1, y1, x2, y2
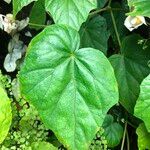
(109, 34, 150, 113)
(79, 16, 110, 55)
(45, 0, 97, 30)
(19, 24, 118, 150)
(134, 74, 150, 131)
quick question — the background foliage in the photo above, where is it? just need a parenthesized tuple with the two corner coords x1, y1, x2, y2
(0, 0, 150, 149)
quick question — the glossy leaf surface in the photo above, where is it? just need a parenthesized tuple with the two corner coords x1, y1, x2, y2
(134, 74, 150, 131)
(45, 0, 97, 30)
(136, 123, 150, 150)
(19, 25, 118, 150)
(0, 85, 12, 144)
(109, 34, 150, 113)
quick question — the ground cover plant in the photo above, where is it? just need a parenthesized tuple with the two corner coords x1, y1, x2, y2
(0, 0, 150, 149)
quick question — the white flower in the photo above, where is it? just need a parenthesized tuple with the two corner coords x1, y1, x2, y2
(0, 13, 29, 34)
(0, 15, 4, 29)
(124, 16, 147, 31)
(25, 31, 32, 37)
(3, 0, 11, 4)
(2, 14, 16, 34)
(4, 34, 27, 72)
(16, 17, 29, 31)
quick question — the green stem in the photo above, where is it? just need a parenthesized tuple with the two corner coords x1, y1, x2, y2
(89, 7, 110, 16)
(126, 130, 130, 150)
(126, 120, 137, 129)
(89, 7, 122, 17)
(121, 122, 127, 150)
(110, 8, 122, 48)
(29, 22, 47, 28)
(112, 8, 124, 11)
(147, 22, 150, 25)
(108, 0, 112, 6)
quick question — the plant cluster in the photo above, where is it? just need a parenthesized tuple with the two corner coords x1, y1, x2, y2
(0, 0, 150, 150)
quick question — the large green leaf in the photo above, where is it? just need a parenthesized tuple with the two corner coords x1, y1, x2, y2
(102, 114, 123, 148)
(136, 123, 150, 150)
(109, 34, 150, 113)
(79, 16, 110, 55)
(0, 85, 12, 144)
(29, 0, 46, 30)
(19, 25, 118, 150)
(134, 74, 150, 131)
(45, 0, 97, 30)
(127, 0, 150, 17)
(13, 0, 37, 17)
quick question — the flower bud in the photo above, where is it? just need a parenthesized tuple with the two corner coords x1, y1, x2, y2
(124, 16, 146, 31)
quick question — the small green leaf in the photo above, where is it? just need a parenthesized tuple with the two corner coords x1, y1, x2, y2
(134, 74, 150, 131)
(127, 0, 150, 17)
(102, 115, 123, 148)
(13, 0, 37, 17)
(136, 123, 150, 150)
(31, 141, 57, 150)
(45, 0, 97, 30)
(0, 85, 12, 144)
(29, 0, 46, 30)
(79, 16, 110, 55)
(19, 24, 118, 150)
(109, 34, 150, 113)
